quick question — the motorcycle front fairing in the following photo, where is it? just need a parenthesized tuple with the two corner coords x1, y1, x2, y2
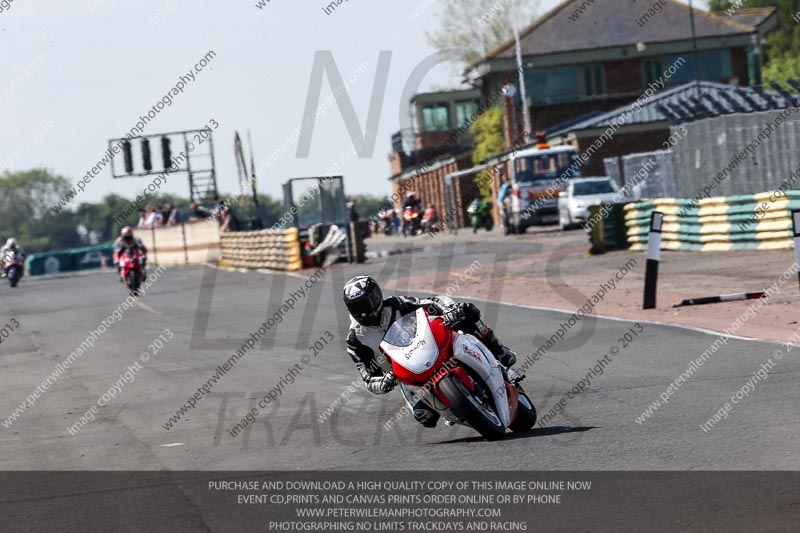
(121, 249, 140, 271)
(451, 333, 510, 427)
(380, 308, 450, 386)
(380, 308, 511, 428)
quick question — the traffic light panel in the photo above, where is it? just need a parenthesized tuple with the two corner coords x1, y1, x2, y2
(122, 140, 134, 174)
(161, 136, 172, 170)
(141, 138, 153, 172)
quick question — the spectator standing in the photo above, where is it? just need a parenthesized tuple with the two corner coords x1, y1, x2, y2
(212, 195, 225, 214)
(346, 197, 360, 223)
(497, 176, 512, 231)
(144, 205, 161, 228)
(136, 208, 147, 228)
(160, 203, 178, 226)
(189, 202, 212, 221)
(219, 207, 240, 233)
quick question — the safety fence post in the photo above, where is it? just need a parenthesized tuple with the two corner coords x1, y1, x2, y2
(643, 211, 663, 310)
(792, 210, 800, 294)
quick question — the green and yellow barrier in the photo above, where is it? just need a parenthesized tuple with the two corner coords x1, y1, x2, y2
(625, 191, 800, 251)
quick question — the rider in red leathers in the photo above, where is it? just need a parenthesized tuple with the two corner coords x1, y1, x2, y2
(113, 226, 147, 282)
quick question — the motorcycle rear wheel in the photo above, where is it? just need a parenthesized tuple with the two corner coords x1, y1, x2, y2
(438, 373, 506, 441)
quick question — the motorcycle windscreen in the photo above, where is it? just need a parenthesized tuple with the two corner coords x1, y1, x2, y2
(380, 308, 439, 375)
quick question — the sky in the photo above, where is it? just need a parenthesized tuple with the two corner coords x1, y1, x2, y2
(1, 0, 703, 205)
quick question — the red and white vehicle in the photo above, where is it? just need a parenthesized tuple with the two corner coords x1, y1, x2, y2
(380, 308, 537, 440)
(119, 248, 144, 296)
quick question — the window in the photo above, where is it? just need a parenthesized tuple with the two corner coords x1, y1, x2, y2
(514, 152, 580, 184)
(421, 104, 450, 132)
(573, 179, 617, 196)
(584, 65, 605, 97)
(697, 49, 733, 82)
(526, 64, 605, 104)
(643, 49, 733, 88)
(455, 101, 478, 129)
(643, 59, 664, 87)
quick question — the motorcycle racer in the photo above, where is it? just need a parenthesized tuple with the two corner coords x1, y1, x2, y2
(342, 275, 518, 428)
(0, 238, 26, 277)
(113, 226, 147, 282)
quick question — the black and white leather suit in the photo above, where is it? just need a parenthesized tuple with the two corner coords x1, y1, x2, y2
(345, 294, 513, 427)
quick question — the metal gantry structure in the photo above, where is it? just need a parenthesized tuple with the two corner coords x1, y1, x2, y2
(108, 128, 218, 202)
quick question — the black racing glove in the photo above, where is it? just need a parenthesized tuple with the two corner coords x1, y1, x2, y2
(442, 303, 481, 328)
(366, 372, 398, 395)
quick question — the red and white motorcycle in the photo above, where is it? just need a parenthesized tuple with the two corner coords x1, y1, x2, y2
(119, 248, 144, 296)
(380, 308, 537, 440)
(3, 251, 24, 288)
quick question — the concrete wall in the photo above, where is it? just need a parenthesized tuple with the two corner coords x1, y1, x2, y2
(139, 221, 221, 267)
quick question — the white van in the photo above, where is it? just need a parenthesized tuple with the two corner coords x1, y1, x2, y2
(505, 144, 582, 234)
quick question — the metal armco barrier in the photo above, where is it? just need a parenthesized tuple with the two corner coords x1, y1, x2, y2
(625, 191, 800, 251)
(26, 244, 115, 276)
(220, 227, 302, 272)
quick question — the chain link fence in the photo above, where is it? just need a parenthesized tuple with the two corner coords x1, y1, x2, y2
(604, 150, 676, 199)
(672, 110, 800, 198)
(603, 109, 800, 200)
(603, 157, 623, 188)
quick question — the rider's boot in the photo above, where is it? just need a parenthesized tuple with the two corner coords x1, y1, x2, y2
(477, 327, 517, 367)
(475, 326, 524, 383)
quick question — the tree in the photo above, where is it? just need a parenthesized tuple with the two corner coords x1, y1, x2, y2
(0, 169, 83, 253)
(427, 0, 540, 66)
(708, 0, 800, 87)
(353, 194, 390, 219)
(255, 194, 286, 227)
(470, 106, 505, 200)
(762, 54, 800, 89)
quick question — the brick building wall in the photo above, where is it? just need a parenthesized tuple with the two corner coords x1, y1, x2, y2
(391, 154, 495, 229)
(605, 58, 644, 94)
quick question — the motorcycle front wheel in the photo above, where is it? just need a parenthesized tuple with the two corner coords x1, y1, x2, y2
(509, 389, 537, 432)
(438, 373, 506, 441)
(127, 270, 142, 296)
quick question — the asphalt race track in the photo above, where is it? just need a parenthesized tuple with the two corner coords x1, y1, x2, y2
(1, 244, 798, 473)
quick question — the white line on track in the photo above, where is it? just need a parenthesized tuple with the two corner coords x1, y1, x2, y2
(207, 263, 798, 347)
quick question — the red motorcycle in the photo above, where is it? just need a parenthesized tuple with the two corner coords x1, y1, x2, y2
(402, 206, 420, 237)
(4, 251, 24, 288)
(379, 208, 395, 236)
(119, 248, 144, 296)
(379, 308, 537, 440)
